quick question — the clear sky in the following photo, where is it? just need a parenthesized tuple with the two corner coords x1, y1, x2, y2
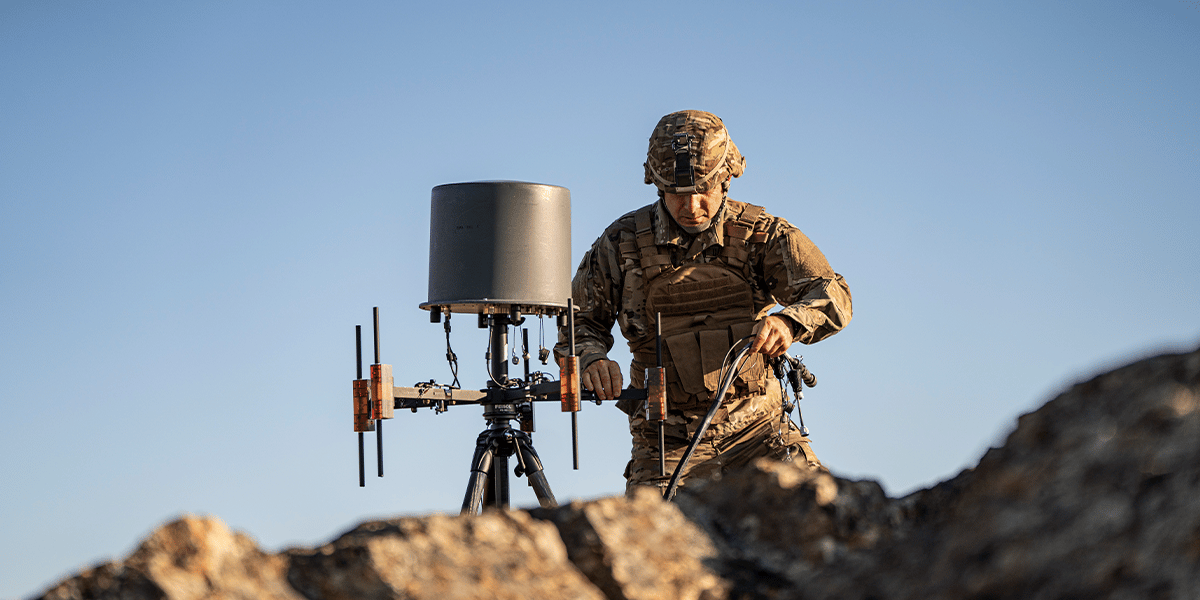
(2, 1, 1197, 597)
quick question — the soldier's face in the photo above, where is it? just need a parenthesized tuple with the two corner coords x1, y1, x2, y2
(664, 185, 724, 231)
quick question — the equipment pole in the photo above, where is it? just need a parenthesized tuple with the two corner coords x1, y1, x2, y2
(356, 325, 365, 487)
(374, 307, 383, 477)
(656, 315, 666, 477)
(568, 300, 580, 469)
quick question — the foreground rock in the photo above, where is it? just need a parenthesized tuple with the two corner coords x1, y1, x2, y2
(673, 344, 1200, 599)
(909, 345, 1200, 599)
(287, 510, 603, 600)
(530, 488, 728, 600)
(38, 516, 301, 600)
(34, 345, 1200, 600)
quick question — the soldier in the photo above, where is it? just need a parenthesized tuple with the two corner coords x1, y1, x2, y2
(557, 110, 852, 494)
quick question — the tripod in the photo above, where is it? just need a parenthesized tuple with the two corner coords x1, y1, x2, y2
(460, 313, 558, 515)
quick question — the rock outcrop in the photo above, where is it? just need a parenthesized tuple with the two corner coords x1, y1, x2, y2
(34, 345, 1200, 600)
(286, 510, 603, 600)
(37, 517, 301, 600)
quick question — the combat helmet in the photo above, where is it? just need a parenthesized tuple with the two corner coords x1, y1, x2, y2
(644, 110, 745, 195)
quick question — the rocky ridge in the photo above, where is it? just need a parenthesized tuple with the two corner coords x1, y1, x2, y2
(35, 345, 1200, 600)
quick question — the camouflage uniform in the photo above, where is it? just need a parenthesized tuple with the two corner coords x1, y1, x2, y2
(557, 111, 852, 493)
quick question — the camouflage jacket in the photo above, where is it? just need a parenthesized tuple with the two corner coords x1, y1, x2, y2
(556, 198, 852, 378)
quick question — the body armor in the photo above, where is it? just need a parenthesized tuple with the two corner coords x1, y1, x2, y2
(625, 201, 771, 409)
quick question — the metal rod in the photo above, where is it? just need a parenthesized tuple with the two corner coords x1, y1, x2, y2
(356, 325, 364, 487)
(373, 307, 381, 364)
(656, 314, 665, 478)
(655, 313, 662, 365)
(522, 327, 535, 432)
(567, 301, 576, 355)
(568, 299, 579, 470)
(658, 426, 666, 477)
(572, 413, 579, 470)
(373, 307, 383, 478)
(523, 328, 531, 381)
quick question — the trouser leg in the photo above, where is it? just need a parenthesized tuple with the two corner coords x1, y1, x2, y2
(714, 414, 822, 472)
(624, 398, 821, 496)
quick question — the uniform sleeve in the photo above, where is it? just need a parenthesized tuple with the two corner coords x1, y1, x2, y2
(555, 231, 624, 371)
(762, 220, 853, 345)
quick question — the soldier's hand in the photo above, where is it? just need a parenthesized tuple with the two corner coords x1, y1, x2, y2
(750, 315, 794, 358)
(582, 359, 624, 401)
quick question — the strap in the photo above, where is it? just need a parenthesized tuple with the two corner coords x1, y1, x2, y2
(640, 254, 673, 268)
(722, 202, 765, 278)
(720, 245, 749, 269)
(620, 205, 668, 278)
(630, 204, 673, 280)
(740, 204, 764, 228)
(634, 206, 653, 237)
(722, 203, 763, 244)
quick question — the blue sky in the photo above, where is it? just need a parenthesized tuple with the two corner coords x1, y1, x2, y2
(2, 1, 1197, 597)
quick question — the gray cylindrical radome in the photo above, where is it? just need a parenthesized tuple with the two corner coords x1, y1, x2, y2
(423, 181, 571, 313)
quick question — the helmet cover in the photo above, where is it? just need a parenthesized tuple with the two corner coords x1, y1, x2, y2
(644, 110, 745, 194)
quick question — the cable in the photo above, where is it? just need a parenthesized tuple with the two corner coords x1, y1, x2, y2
(663, 337, 755, 501)
(443, 313, 460, 389)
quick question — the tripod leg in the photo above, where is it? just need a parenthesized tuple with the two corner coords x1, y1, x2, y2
(461, 434, 496, 516)
(493, 453, 510, 509)
(514, 433, 557, 508)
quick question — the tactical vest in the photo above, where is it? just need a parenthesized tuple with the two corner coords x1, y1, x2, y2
(623, 201, 774, 409)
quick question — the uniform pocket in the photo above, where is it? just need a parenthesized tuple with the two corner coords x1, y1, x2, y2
(730, 321, 766, 392)
(698, 329, 730, 392)
(664, 331, 706, 395)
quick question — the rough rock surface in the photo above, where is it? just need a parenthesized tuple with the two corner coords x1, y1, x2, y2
(672, 344, 1200, 599)
(909, 345, 1200, 599)
(33, 345, 1200, 600)
(531, 487, 728, 600)
(286, 510, 603, 600)
(38, 516, 302, 600)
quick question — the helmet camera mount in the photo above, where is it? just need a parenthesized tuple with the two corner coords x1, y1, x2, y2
(671, 132, 696, 189)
